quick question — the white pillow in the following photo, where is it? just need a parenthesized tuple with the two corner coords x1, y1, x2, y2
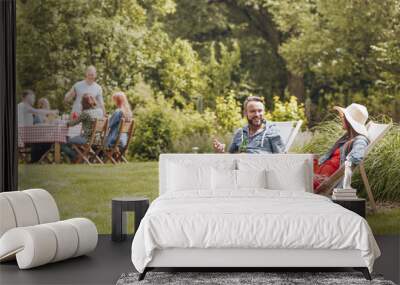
(167, 162, 212, 191)
(237, 158, 311, 192)
(212, 168, 237, 191)
(236, 169, 268, 189)
(266, 168, 307, 191)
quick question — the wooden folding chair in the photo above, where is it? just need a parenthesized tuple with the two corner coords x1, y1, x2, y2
(273, 120, 303, 153)
(89, 117, 109, 164)
(18, 146, 31, 163)
(38, 146, 53, 164)
(316, 121, 392, 212)
(71, 119, 100, 164)
(18, 134, 31, 163)
(103, 119, 135, 164)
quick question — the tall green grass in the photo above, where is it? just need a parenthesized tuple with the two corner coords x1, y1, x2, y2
(293, 118, 343, 155)
(296, 118, 400, 202)
(354, 123, 400, 201)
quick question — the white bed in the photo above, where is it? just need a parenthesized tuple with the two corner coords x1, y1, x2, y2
(131, 154, 380, 280)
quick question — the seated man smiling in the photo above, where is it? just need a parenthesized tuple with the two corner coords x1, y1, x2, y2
(213, 96, 285, 153)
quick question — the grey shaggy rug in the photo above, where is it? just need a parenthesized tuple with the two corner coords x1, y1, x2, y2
(116, 272, 396, 285)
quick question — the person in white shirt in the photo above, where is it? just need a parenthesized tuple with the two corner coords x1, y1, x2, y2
(18, 90, 58, 126)
(64, 66, 105, 117)
(34, 97, 51, 124)
(17, 90, 58, 162)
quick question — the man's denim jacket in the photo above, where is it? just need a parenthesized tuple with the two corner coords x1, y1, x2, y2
(318, 134, 370, 167)
(228, 121, 285, 154)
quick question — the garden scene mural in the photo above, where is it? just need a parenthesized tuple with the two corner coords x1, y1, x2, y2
(17, 0, 400, 234)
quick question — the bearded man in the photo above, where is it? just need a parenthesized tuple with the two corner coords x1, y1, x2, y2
(213, 96, 284, 154)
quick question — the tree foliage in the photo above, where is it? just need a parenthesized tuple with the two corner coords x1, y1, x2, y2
(16, 0, 400, 127)
(165, 0, 400, 123)
(16, 0, 173, 110)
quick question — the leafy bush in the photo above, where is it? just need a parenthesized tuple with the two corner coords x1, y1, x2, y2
(170, 106, 216, 153)
(171, 132, 214, 154)
(265, 95, 307, 126)
(130, 97, 176, 160)
(295, 118, 400, 201)
(130, 96, 217, 159)
(170, 93, 243, 153)
(215, 91, 244, 135)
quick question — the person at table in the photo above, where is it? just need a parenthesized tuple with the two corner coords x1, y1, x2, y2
(106, 91, 133, 149)
(313, 103, 370, 192)
(64, 65, 105, 117)
(33, 97, 51, 124)
(212, 96, 285, 154)
(18, 90, 58, 126)
(61, 93, 103, 162)
(17, 90, 58, 162)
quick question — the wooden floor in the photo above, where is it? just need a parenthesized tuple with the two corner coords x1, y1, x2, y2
(0, 235, 399, 285)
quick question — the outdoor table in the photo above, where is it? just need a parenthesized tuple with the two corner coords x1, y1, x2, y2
(18, 123, 81, 163)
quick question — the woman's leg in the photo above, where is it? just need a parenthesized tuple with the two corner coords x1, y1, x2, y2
(61, 136, 87, 161)
(68, 136, 87, 145)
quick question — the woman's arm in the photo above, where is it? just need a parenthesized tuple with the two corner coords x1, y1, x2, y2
(24, 104, 57, 116)
(346, 136, 369, 165)
(68, 112, 85, 127)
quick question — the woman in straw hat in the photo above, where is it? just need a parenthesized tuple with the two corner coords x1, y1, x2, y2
(313, 103, 370, 192)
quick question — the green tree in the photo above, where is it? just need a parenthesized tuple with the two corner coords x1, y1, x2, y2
(275, 0, 400, 121)
(142, 38, 207, 108)
(16, 0, 174, 110)
(165, 0, 290, 105)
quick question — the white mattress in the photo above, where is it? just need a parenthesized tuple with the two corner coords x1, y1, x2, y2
(131, 190, 380, 273)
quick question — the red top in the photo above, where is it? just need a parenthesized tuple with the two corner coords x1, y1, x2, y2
(313, 148, 341, 191)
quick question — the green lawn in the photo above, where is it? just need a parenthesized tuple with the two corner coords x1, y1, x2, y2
(18, 162, 159, 234)
(18, 163, 399, 234)
(367, 207, 400, 235)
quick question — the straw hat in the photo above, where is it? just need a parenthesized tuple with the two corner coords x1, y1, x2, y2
(334, 103, 369, 138)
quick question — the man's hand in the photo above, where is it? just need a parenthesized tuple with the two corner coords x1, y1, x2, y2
(64, 88, 76, 103)
(212, 138, 226, 153)
(69, 88, 76, 99)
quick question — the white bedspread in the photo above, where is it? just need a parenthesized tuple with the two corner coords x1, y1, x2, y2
(131, 190, 380, 273)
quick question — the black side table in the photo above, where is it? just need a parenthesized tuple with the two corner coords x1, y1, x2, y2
(332, 198, 366, 218)
(112, 197, 149, 242)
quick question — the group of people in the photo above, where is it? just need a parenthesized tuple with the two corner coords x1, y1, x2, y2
(18, 66, 133, 163)
(212, 96, 370, 193)
(18, 65, 370, 192)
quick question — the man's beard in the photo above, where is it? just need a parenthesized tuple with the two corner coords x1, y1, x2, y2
(247, 116, 263, 128)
